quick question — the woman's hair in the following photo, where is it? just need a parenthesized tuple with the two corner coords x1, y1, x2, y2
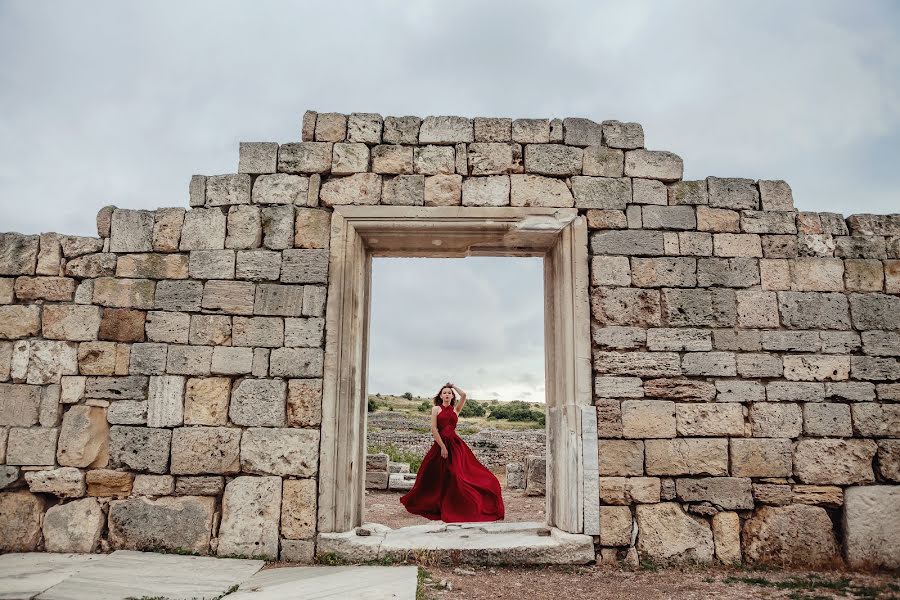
(432, 385, 456, 406)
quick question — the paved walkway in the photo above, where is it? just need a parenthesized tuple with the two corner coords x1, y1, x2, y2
(0, 551, 417, 600)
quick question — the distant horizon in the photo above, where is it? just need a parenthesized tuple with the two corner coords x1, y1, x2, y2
(368, 391, 546, 405)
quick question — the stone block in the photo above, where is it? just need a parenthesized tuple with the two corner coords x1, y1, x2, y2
(590, 287, 660, 327)
(596, 399, 623, 438)
(730, 438, 792, 477)
(26, 340, 78, 384)
(586, 209, 627, 230)
(743, 505, 839, 566)
(0, 233, 39, 276)
(187, 315, 231, 347)
(84, 469, 133, 497)
(201, 280, 255, 315)
(184, 377, 230, 426)
(57, 405, 108, 468)
(661, 288, 736, 328)
(758, 180, 794, 211)
(712, 329, 762, 351)
(592, 325, 645, 349)
(561, 117, 602, 146)
(713, 233, 762, 258)
(676, 403, 744, 437)
(261, 205, 295, 250)
(281, 249, 328, 284)
(750, 403, 801, 438)
(851, 402, 900, 437)
(598, 440, 643, 476)
(761, 330, 819, 353)
(631, 258, 696, 288)
(303, 286, 326, 317)
(783, 355, 850, 381)
(591, 230, 665, 256)
(0, 491, 45, 551)
(278, 142, 333, 174)
(736, 290, 779, 328)
(346, 112, 382, 144)
(282, 478, 317, 540)
(525, 455, 546, 496)
(225, 205, 262, 250)
(270, 347, 323, 378)
(681, 352, 736, 377)
(109, 426, 171, 473)
(646, 328, 710, 351)
(790, 258, 844, 291)
(14, 276, 75, 302)
(572, 176, 630, 209)
(676, 477, 753, 510)
(170, 426, 241, 475)
(218, 475, 281, 559)
(116, 253, 189, 280)
(697, 206, 740, 233)
(211, 347, 252, 375)
(35, 233, 61, 275)
(590, 256, 631, 287)
(593, 351, 680, 377)
(0, 383, 41, 426)
(876, 441, 899, 481)
(382, 175, 425, 206)
(843, 486, 900, 568)
(318, 171, 383, 205)
(179, 208, 227, 250)
(0, 305, 41, 339)
(252, 173, 309, 205)
(414, 145, 455, 176)
(632, 178, 667, 205)
(93, 278, 155, 309)
(509, 174, 573, 207)
(25, 467, 85, 498)
(108, 495, 214, 554)
(641, 206, 695, 230)
(154, 280, 203, 312)
(411, 115, 474, 145)
(98, 308, 146, 343)
(6, 427, 58, 465)
(740, 211, 796, 235)
(232, 316, 283, 348)
(287, 378, 322, 427)
(794, 439, 876, 484)
(107, 400, 147, 425)
(822, 331, 861, 355)
(599, 505, 632, 547)
(284, 318, 324, 348)
(381, 116, 421, 145)
(601, 120, 644, 149)
(645, 378, 717, 402)
(461, 175, 510, 206)
(624, 150, 682, 182)
(110, 209, 154, 253)
(524, 144, 582, 176)
(850, 293, 900, 330)
(206, 174, 251, 207)
(668, 180, 708, 206)
(147, 375, 184, 427)
(132, 474, 174, 496)
(424, 174, 462, 206)
(151, 207, 185, 252)
(236, 250, 281, 281)
(511, 119, 549, 143)
(711, 512, 741, 564)
(778, 292, 850, 330)
(173, 475, 223, 496)
(84, 375, 148, 399)
(621, 401, 675, 439)
(851, 356, 900, 380)
(42, 497, 104, 553)
(707, 177, 759, 210)
(645, 438, 728, 476)
(635, 503, 714, 564)
(229, 378, 286, 426)
(331, 143, 369, 175)
(582, 146, 624, 177)
(165, 345, 212, 376)
(253, 284, 303, 317)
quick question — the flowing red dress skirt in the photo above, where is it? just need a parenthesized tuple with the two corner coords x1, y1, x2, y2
(400, 404, 505, 523)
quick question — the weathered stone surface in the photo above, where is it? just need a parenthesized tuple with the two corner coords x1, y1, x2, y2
(254, 283, 304, 317)
(110, 209, 154, 253)
(240, 428, 319, 477)
(331, 142, 370, 175)
(778, 292, 850, 329)
(624, 150, 682, 182)
(25, 467, 85, 498)
(794, 439, 876, 484)
(676, 403, 744, 437)
(201, 280, 255, 315)
(594, 351, 680, 377)
(599, 505, 632, 547)
(711, 512, 741, 564)
(676, 477, 752, 510)
(877, 440, 900, 482)
(6, 426, 58, 465)
(278, 142, 333, 174)
(621, 400, 675, 439)
(164, 345, 212, 376)
(236, 250, 281, 281)
(636, 503, 714, 564)
(175, 475, 224, 496)
(108, 495, 215, 554)
(179, 208, 226, 250)
(851, 356, 900, 380)
(844, 485, 900, 568)
(283, 318, 324, 348)
(731, 438, 792, 477)
(218, 475, 281, 559)
(766, 381, 825, 403)
(418, 116, 473, 144)
(590, 287, 660, 327)
(281, 478, 317, 540)
(188, 250, 236, 280)
(849, 293, 900, 330)
(153, 280, 202, 313)
(645, 378, 717, 402)
(0, 383, 41, 426)
(132, 474, 174, 496)
(707, 177, 759, 210)
(851, 402, 900, 437)
(225, 205, 263, 250)
(287, 379, 322, 428)
(170, 426, 241, 475)
(371, 145, 413, 174)
(98, 308, 146, 343)
(253, 173, 309, 206)
(423, 174, 463, 206)
(782, 355, 849, 382)
(382, 116, 421, 145)
(571, 176, 630, 210)
(509, 174, 573, 207)
(591, 230, 665, 257)
(270, 347, 323, 378)
(0, 491, 45, 551)
(645, 439, 728, 476)
(229, 378, 286, 426)
(57, 405, 109, 467)
(150, 207, 185, 252)
(804, 402, 852, 437)
(750, 403, 801, 438)
(281, 248, 328, 284)
(681, 352, 736, 377)
(459, 175, 509, 207)
(84, 375, 147, 400)
(523, 144, 582, 176)
(85, 469, 132, 497)
(183, 377, 230, 425)
(14, 276, 75, 302)
(0, 305, 41, 339)
(347, 112, 382, 144)
(598, 440, 644, 476)
(109, 426, 171, 473)
(42, 497, 104, 553)
(631, 258, 696, 288)
(743, 505, 839, 566)
(232, 316, 283, 348)
(0, 233, 39, 276)
(206, 174, 251, 206)
(601, 120, 643, 149)
(107, 400, 147, 424)
(314, 113, 346, 142)
(582, 146, 624, 178)
(116, 253, 189, 280)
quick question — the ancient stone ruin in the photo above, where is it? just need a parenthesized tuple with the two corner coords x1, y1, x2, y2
(0, 110, 898, 568)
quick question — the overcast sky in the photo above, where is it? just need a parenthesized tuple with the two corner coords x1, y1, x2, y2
(1, 0, 898, 402)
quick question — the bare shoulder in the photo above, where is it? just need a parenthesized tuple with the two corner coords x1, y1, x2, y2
(431, 405, 441, 414)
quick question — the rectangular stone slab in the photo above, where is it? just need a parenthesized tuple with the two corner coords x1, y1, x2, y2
(228, 566, 419, 600)
(0, 553, 103, 600)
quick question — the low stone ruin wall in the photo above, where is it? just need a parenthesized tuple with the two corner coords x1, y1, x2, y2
(0, 109, 897, 568)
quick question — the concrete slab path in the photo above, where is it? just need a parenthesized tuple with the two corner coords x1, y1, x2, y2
(0, 552, 417, 600)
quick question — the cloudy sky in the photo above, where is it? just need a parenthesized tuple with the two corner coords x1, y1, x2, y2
(2, 1, 898, 401)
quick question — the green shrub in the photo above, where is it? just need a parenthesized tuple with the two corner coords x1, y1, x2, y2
(459, 399, 485, 418)
(402, 392, 413, 400)
(487, 400, 545, 425)
(367, 398, 378, 412)
(417, 400, 431, 412)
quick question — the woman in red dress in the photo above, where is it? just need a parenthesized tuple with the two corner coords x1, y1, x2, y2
(400, 382, 505, 523)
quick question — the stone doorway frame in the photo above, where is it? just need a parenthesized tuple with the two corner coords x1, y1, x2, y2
(317, 206, 599, 537)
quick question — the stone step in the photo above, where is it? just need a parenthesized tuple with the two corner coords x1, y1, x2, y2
(317, 521, 595, 565)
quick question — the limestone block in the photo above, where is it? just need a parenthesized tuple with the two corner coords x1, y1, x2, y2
(189, 175, 206, 207)
(24, 466, 84, 497)
(731, 438, 791, 477)
(789, 258, 844, 291)
(645, 378, 716, 402)
(230, 378, 286, 426)
(582, 146, 623, 178)
(877, 441, 900, 482)
(281, 539, 315, 563)
(225, 205, 262, 250)
(850, 293, 900, 330)
(843, 485, 900, 568)
(0, 383, 41, 426)
(524, 455, 545, 496)
(236, 250, 281, 281)
(642, 206, 696, 230)
(713, 234, 762, 258)
(801, 403, 852, 437)
(624, 150, 682, 182)
(312, 113, 346, 142)
(84, 375, 148, 400)
(757, 179, 794, 211)
(254, 284, 304, 317)
(506, 463, 525, 489)
(201, 280, 255, 315)
(631, 257, 696, 288)
(594, 377, 642, 400)
(586, 209, 627, 230)
(601, 120, 644, 149)
(851, 402, 900, 437)
(42, 497, 103, 553)
(294, 208, 331, 249)
(749, 403, 801, 438)
(107, 400, 147, 425)
(668, 180, 708, 206)
(697, 206, 740, 233)
(792, 485, 843, 508)
(14, 276, 75, 302)
(278, 142, 333, 174)
(621, 400, 675, 439)
(346, 112, 382, 144)
(170, 426, 241, 475)
(847, 214, 900, 236)
(794, 439, 876, 484)
(645, 438, 728, 476)
(676, 404, 744, 437)
(186, 315, 230, 347)
(591, 230, 665, 256)
(370, 145, 414, 174)
(766, 381, 824, 403)
(593, 351, 680, 377)
(635, 503, 714, 564)
(188, 250, 235, 280)
(596, 399, 623, 438)
(252, 173, 309, 205)
(414, 146, 455, 175)
(707, 177, 759, 210)
(676, 477, 752, 510)
(146, 375, 184, 427)
(218, 475, 281, 559)
(826, 381, 875, 402)
(232, 316, 284, 347)
(524, 145, 582, 176)
(783, 355, 849, 381)
(752, 483, 792, 506)
(108, 495, 214, 554)
(382, 175, 425, 206)
(57, 405, 108, 468)
(598, 440, 644, 476)
(93, 279, 156, 313)
(116, 254, 189, 280)
(0, 233, 39, 276)
(740, 211, 796, 235)
(303, 286, 326, 317)
(110, 209, 154, 253)
(511, 119, 549, 143)
(165, 345, 212, 376)
(742, 505, 839, 566)
(282, 249, 328, 284)
(154, 280, 203, 312)
(287, 378, 322, 427)
(467, 143, 518, 176)
(148, 207, 184, 253)
(681, 352, 736, 377)
(281, 478, 317, 540)
(778, 292, 850, 330)
(90, 469, 136, 496)
(418, 116, 473, 144)
(284, 318, 324, 348)
(590, 287, 660, 327)
(713, 329, 762, 352)
(735, 290, 778, 328)
(211, 347, 252, 375)
(592, 325, 646, 349)
(184, 377, 230, 426)
(461, 175, 510, 206)
(6, 427, 58, 465)
(179, 208, 226, 250)
(862, 331, 900, 357)
(851, 356, 900, 380)
(206, 174, 251, 207)
(0, 491, 45, 551)
(173, 475, 224, 496)
(259, 206, 294, 250)
(382, 116, 421, 144)
(571, 176, 630, 210)
(599, 505, 632, 547)
(509, 174, 573, 207)
(822, 332, 861, 355)
(590, 256, 630, 287)
(132, 474, 174, 496)
(0, 305, 41, 339)
(98, 308, 146, 343)
(886, 259, 900, 292)
(843, 259, 883, 292)
(270, 347, 323, 378)
(762, 330, 819, 353)
(26, 340, 77, 384)
(109, 426, 171, 473)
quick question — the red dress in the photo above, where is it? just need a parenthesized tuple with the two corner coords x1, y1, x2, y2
(400, 403, 505, 523)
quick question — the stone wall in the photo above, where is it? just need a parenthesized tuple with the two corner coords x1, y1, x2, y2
(0, 110, 897, 568)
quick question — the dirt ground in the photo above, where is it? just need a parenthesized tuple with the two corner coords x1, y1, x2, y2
(363, 470, 544, 528)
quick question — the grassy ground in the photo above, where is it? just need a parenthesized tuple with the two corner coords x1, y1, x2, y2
(368, 394, 545, 431)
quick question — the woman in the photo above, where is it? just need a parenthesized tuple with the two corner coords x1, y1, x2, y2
(400, 382, 505, 522)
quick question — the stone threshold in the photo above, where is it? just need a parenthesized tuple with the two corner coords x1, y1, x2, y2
(316, 521, 596, 565)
